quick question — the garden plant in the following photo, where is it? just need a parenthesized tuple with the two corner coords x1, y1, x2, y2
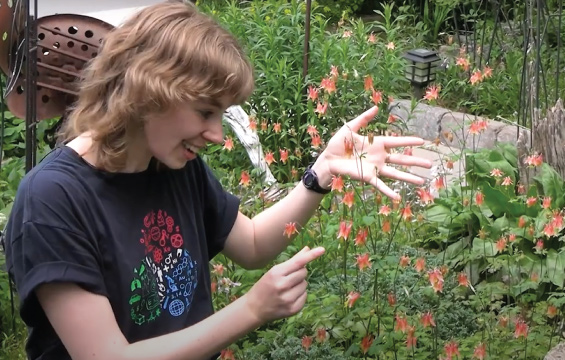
(1, 0, 565, 359)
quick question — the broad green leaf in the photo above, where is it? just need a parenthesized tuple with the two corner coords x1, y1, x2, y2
(545, 249, 565, 288)
(533, 163, 565, 208)
(472, 237, 497, 257)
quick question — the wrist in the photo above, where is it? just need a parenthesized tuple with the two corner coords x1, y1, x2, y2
(242, 293, 268, 326)
(310, 155, 332, 190)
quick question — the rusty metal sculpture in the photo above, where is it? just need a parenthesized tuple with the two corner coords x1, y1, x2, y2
(0, 0, 114, 170)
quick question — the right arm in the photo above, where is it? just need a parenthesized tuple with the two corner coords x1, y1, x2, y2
(36, 246, 325, 360)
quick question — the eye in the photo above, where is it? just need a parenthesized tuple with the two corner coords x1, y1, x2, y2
(199, 110, 214, 120)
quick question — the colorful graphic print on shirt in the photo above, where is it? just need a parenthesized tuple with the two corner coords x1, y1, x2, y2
(129, 209, 198, 325)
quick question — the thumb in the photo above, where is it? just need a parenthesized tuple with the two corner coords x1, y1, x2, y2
(282, 246, 325, 275)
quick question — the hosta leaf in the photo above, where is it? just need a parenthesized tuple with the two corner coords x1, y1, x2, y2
(544, 249, 565, 288)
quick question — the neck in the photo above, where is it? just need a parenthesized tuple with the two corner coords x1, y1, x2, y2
(66, 131, 152, 173)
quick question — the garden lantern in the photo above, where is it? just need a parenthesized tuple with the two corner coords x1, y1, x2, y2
(403, 48, 441, 98)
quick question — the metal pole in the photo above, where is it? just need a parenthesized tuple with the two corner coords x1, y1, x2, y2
(24, 0, 37, 173)
(302, 0, 312, 95)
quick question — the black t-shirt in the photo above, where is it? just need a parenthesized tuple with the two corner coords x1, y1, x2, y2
(4, 145, 240, 359)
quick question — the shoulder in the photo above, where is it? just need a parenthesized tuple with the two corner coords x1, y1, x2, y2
(11, 147, 95, 224)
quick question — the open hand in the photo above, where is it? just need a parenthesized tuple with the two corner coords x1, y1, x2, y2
(314, 106, 433, 200)
(244, 246, 325, 323)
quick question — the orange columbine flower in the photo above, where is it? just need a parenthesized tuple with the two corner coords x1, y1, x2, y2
(518, 216, 527, 228)
(433, 176, 445, 190)
(345, 291, 360, 308)
(508, 233, 517, 242)
(342, 190, 355, 208)
(424, 85, 440, 101)
(240, 171, 250, 187)
(316, 328, 328, 343)
(302, 335, 313, 351)
(356, 253, 372, 271)
(354, 227, 368, 247)
(307, 124, 318, 136)
(552, 211, 564, 229)
(212, 264, 225, 276)
(220, 349, 235, 360)
(414, 257, 426, 273)
(364, 75, 373, 91)
(416, 187, 434, 204)
(458, 272, 469, 287)
(387, 292, 396, 306)
(307, 86, 318, 101)
(382, 220, 391, 233)
(223, 136, 234, 151)
(360, 335, 373, 354)
(456, 56, 470, 71)
(387, 114, 397, 124)
(543, 196, 552, 209)
(386, 41, 395, 50)
(490, 168, 503, 177)
(249, 118, 257, 131)
(444, 341, 460, 358)
(475, 191, 484, 205)
(330, 65, 339, 78)
(337, 221, 353, 240)
(470, 69, 483, 85)
(482, 65, 493, 78)
(501, 176, 513, 186)
(379, 204, 391, 216)
(311, 133, 322, 148)
(320, 77, 336, 94)
(399, 255, 410, 268)
(265, 151, 276, 165)
(514, 319, 529, 339)
(547, 305, 558, 318)
(496, 237, 507, 252)
(260, 120, 268, 131)
(331, 175, 344, 192)
(273, 122, 281, 133)
(517, 183, 526, 194)
(473, 342, 487, 360)
(368, 33, 376, 43)
(279, 148, 289, 164)
(535, 239, 544, 252)
(395, 313, 408, 333)
(428, 268, 444, 293)
(524, 153, 543, 166)
(406, 326, 417, 349)
(283, 222, 298, 238)
(421, 311, 436, 328)
(315, 101, 328, 115)
(344, 138, 354, 158)
(526, 196, 537, 207)
(401, 203, 413, 221)
(371, 89, 383, 104)
(543, 223, 555, 237)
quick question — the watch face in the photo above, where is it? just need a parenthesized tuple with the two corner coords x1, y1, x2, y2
(303, 171, 314, 187)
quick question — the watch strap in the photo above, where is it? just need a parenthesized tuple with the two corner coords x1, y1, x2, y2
(302, 164, 331, 195)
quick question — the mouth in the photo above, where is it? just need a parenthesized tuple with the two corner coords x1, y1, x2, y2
(182, 140, 199, 155)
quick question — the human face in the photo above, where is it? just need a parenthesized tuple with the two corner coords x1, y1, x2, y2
(143, 99, 228, 170)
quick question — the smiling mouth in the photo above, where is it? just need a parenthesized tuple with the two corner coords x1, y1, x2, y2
(182, 140, 199, 154)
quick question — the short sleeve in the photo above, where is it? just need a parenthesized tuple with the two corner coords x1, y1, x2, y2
(199, 161, 240, 259)
(5, 168, 107, 326)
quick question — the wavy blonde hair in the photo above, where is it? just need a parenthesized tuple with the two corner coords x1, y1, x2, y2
(59, 0, 254, 171)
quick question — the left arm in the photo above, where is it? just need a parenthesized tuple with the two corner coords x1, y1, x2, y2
(222, 106, 432, 269)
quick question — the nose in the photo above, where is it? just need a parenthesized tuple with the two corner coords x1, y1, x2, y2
(202, 118, 224, 144)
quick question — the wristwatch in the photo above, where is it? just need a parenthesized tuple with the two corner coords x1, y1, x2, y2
(302, 164, 331, 195)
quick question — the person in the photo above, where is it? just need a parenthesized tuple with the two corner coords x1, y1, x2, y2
(3, 1, 432, 359)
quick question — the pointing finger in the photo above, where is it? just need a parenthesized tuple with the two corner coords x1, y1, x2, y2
(343, 106, 379, 133)
(282, 247, 325, 275)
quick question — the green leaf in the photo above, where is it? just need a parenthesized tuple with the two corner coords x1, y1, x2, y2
(362, 216, 375, 226)
(533, 163, 565, 208)
(472, 237, 497, 257)
(545, 249, 565, 288)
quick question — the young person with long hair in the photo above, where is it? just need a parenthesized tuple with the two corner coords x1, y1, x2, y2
(4, 1, 432, 359)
